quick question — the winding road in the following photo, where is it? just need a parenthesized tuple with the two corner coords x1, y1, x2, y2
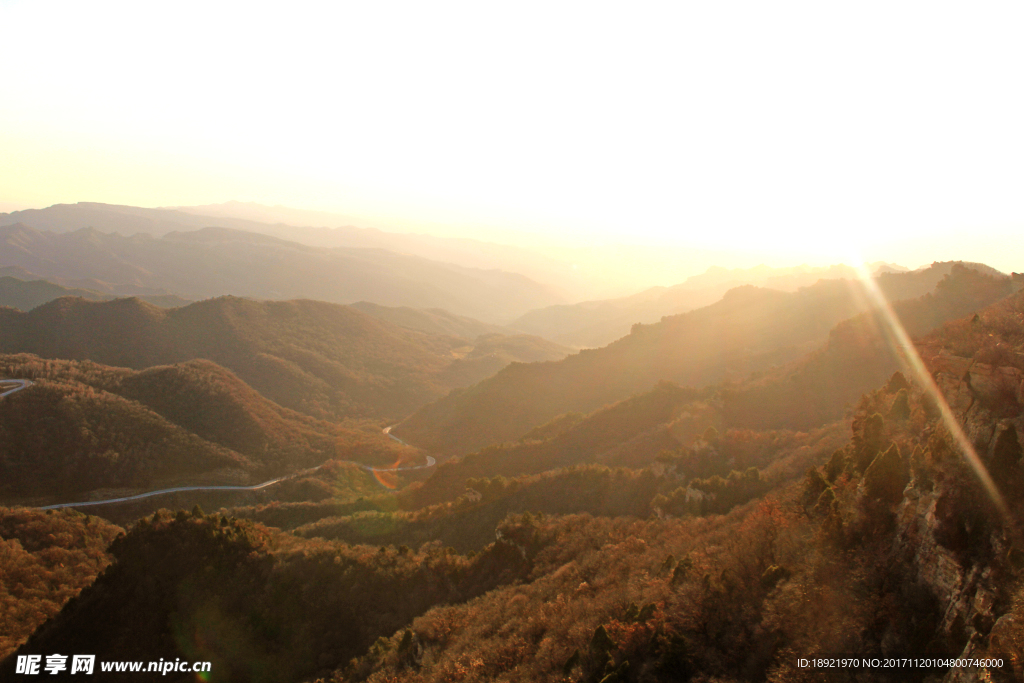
(0, 379, 33, 398)
(0, 379, 434, 510)
(37, 427, 434, 510)
(37, 467, 326, 510)
(383, 425, 437, 470)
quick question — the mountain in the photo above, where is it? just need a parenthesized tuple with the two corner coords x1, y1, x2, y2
(2, 200, 569, 279)
(9, 201, 913, 304)
(1, 203, 230, 237)
(0, 222, 563, 323)
(400, 380, 704, 508)
(0, 275, 190, 311)
(349, 303, 599, 384)
(394, 263, 1015, 456)
(718, 264, 1019, 431)
(0, 295, 569, 422)
(509, 261, 990, 349)
(170, 202, 739, 300)
(509, 282, 733, 349)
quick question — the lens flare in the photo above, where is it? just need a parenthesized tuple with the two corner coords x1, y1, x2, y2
(373, 469, 399, 489)
(848, 255, 1007, 517)
(371, 457, 403, 489)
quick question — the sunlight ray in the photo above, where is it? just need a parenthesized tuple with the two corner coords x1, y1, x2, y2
(847, 254, 1007, 517)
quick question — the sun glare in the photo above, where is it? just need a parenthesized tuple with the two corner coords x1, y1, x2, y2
(849, 257, 1008, 517)
(3, 1, 1024, 270)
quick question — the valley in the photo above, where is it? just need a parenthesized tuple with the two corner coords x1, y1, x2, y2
(7, 8, 1024, 680)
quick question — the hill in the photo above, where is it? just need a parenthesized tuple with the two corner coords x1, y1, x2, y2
(395, 263, 1013, 455)
(0, 275, 190, 311)
(0, 222, 563, 323)
(0, 354, 408, 503)
(236, 280, 1024, 680)
(3, 510, 532, 682)
(0, 295, 569, 422)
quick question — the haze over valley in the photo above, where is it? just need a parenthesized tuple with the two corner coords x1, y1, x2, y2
(3, 197, 1023, 682)
(6, 2, 1024, 682)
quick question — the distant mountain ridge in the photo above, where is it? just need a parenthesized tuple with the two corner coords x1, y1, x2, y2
(0, 275, 191, 311)
(394, 263, 1014, 455)
(718, 264, 1020, 431)
(509, 261, 988, 348)
(0, 201, 592, 300)
(0, 221, 563, 323)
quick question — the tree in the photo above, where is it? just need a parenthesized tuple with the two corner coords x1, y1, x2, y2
(888, 389, 911, 421)
(863, 443, 908, 504)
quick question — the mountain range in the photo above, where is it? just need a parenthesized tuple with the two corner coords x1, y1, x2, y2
(0, 202, 600, 301)
(0, 222, 562, 323)
(0, 295, 569, 423)
(508, 261, 987, 348)
(0, 274, 191, 311)
(394, 262, 1015, 455)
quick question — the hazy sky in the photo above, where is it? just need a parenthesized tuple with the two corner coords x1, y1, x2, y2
(3, 1, 1024, 271)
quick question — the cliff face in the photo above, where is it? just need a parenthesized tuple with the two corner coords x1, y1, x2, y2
(921, 345, 1024, 416)
(891, 348, 1024, 682)
(894, 487, 1002, 682)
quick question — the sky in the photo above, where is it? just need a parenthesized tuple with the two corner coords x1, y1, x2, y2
(3, 1, 1024, 273)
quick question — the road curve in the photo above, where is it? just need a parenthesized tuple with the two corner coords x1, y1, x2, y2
(0, 379, 33, 398)
(37, 465, 326, 510)
(382, 425, 436, 469)
(36, 425, 435, 510)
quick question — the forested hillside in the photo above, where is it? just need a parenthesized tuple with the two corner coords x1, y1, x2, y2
(0, 508, 122, 659)
(0, 354, 410, 503)
(396, 263, 1014, 456)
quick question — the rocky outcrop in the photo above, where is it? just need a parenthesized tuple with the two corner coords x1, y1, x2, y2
(886, 350, 1023, 680)
(894, 487, 1000, 668)
(919, 346, 1024, 416)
